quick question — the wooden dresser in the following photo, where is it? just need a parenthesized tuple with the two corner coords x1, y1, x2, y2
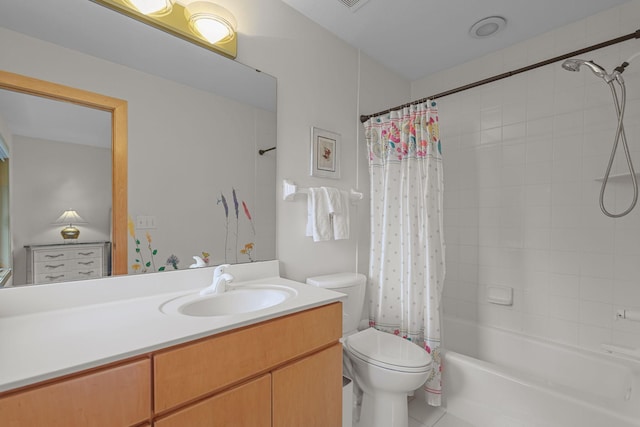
(25, 242, 111, 284)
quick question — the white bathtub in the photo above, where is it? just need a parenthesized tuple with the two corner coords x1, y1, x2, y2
(441, 316, 640, 427)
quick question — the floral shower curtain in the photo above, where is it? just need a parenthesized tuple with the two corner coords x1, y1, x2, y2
(363, 101, 445, 406)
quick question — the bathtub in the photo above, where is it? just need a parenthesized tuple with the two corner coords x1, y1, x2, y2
(441, 316, 640, 427)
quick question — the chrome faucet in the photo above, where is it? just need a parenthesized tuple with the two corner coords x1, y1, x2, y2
(200, 264, 234, 296)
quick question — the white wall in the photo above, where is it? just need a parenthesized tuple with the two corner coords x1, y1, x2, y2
(230, 0, 411, 281)
(412, 2, 640, 351)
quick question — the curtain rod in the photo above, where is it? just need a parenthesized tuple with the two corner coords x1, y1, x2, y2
(360, 28, 640, 123)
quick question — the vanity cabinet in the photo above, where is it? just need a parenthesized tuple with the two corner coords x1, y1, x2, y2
(153, 302, 342, 426)
(0, 302, 342, 427)
(25, 242, 111, 284)
(0, 359, 151, 427)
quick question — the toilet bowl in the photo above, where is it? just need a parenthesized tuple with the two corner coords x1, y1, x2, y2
(345, 327, 431, 427)
(306, 273, 432, 427)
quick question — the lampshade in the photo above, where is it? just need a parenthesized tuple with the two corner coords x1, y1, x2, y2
(185, 2, 236, 44)
(124, 0, 175, 16)
(54, 210, 87, 240)
(54, 210, 87, 225)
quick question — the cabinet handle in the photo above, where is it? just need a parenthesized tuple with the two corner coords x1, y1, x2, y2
(78, 251, 95, 256)
(78, 271, 95, 276)
(44, 264, 65, 269)
(78, 261, 95, 266)
(45, 274, 65, 280)
(44, 254, 65, 259)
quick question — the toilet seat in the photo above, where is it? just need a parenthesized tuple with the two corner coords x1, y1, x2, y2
(345, 328, 431, 373)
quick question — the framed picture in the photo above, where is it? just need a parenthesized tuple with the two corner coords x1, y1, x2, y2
(310, 127, 340, 179)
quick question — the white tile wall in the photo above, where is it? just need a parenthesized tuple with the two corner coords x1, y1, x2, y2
(416, 2, 640, 352)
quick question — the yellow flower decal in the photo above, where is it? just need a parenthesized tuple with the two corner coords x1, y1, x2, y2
(127, 215, 136, 238)
(240, 243, 255, 261)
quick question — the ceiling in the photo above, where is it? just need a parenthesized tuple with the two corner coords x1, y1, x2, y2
(282, 0, 631, 81)
(0, 89, 112, 148)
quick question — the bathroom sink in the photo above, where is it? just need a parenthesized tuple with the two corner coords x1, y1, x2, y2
(161, 285, 297, 317)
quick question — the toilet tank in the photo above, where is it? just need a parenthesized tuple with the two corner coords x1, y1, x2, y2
(306, 272, 366, 336)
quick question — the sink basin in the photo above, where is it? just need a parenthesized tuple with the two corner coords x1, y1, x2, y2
(161, 285, 297, 317)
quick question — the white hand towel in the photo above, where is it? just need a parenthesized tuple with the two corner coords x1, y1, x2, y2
(332, 190, 350, 240)
(306, 187, 332, 242)
(322, 186, 342, 215)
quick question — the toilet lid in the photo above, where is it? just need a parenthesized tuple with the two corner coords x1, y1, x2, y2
(345, 328, 432, 373)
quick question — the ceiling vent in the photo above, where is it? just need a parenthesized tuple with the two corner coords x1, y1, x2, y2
(338, 0, 370, 12)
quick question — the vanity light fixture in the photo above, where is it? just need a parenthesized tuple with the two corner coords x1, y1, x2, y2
(90, 0, 237, 58)
(185, 2, 236, 44)
(123, 0, 175, 16)
(54, 210, 87, 240)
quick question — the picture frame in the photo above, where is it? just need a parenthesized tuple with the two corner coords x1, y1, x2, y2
(310, 127, 340, 179)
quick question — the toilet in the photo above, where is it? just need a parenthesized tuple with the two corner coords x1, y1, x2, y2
(306, 273, 432, 427)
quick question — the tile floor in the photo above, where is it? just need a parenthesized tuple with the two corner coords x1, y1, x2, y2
(408, 400, 476, 427)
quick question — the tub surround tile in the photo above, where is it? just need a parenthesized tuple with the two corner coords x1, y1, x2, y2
(420, 2, 640, 352)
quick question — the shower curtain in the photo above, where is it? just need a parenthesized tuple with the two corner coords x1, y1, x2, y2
(363, 101, 445, 406)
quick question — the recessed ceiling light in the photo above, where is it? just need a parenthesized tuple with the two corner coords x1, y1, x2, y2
(469, 16, 507, 39)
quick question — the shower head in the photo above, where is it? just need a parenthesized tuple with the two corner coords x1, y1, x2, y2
(561, 58, 583, 72)
(561, 59, 610, 80)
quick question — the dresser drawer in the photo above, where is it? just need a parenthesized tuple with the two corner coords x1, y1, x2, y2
(34, 249, 72, 262)
(34, 260, 72, 273)
(73, 248, 103, 259)
(35, 271, 72, 284)
(70, 257, 102, 270)
(72, 267, 103, 280)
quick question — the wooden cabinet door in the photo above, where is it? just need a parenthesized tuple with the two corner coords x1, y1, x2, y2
(272, 343, 342, 427)
(154, 302, 341, 413)
(154, 374, 270, 427)
(0, 359, 151, 427)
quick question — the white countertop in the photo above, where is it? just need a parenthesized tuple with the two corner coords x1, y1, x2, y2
(0, 260, 345, 392)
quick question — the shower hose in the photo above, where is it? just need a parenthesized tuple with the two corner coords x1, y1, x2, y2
(599, 73, 638, 218)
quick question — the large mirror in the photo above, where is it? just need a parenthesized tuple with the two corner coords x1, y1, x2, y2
(0, 1, 277, 287)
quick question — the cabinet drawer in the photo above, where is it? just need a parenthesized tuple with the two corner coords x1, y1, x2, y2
(35, 260, 72, 273)
(73, 248, 102, 259)
(154, 374, 271, 427)
(71, 257, 102, 268)
(0, 359, 151, 427)
(34, 249, 71, 262)
(72, 267, 103, 280)
(35, 271, 73, 284)
(154, 302, 342, 413)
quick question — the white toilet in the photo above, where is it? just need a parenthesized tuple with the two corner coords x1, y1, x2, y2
(306, 273, 432, 427)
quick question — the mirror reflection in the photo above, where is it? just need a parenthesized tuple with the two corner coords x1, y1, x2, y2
(0, 90, 113, 286)
(0, 19, 277, 288)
